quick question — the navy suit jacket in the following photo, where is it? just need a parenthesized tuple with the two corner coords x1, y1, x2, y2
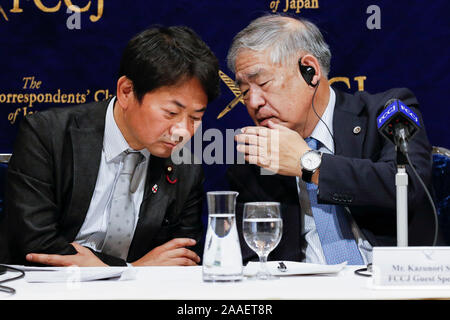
(2, 99, 204, 266)
(227, 87, 442, 263)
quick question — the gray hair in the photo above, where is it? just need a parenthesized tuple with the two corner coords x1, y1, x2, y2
(227, 14, 331, 77)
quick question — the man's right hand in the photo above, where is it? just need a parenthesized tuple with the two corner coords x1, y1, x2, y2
(131, 238, 201, 266)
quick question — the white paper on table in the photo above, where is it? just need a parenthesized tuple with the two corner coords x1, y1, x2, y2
(3, 265, 137, 283)
(243, 261, 347, 276)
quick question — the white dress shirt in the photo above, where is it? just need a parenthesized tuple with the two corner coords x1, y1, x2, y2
(296, 88, 373, 265)
(74, 97, 150, 252)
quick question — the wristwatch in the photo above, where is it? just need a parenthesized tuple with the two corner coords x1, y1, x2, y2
(300, 149, 322, 183)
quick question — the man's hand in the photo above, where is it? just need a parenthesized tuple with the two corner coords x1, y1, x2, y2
(235, 120, 311, 177)
(26, 242, 108, 267)
(131, 238, 200, 266)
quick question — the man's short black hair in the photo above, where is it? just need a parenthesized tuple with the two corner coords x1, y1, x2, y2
(119, 25, 220, 104)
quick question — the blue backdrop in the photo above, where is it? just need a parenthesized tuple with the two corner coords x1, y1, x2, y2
(1, 0, 449, 211)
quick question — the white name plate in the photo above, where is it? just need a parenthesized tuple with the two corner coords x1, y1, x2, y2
(372, 246, 450, 289)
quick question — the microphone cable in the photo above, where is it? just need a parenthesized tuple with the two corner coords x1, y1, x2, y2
(0, 264, 25, 295)
(310, 80, 338, 154)
(404, 151, 439, 247)
(354, 263, 372, 277)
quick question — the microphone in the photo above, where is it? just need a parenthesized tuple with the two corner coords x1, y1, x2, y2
(376, 98, 439, 247)
(376, 99, 421, 154)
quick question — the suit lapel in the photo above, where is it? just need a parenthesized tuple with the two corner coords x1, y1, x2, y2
(65, 100, 109, 240)
(333, 89, 368, 158)
(129, 155, 177, 257)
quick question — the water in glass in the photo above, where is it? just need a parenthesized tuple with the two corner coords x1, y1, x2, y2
(243, 202, 282, 280)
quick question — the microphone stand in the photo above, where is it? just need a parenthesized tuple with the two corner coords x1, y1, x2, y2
(395, 148, 408, 247)
(355, 151, 409, 278)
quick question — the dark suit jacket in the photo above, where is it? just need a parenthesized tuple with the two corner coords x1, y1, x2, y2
(227, 88, 443, 263)
(3, 99, 204, 266)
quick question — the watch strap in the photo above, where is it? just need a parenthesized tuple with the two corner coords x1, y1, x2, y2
(301, 168, 313, 183)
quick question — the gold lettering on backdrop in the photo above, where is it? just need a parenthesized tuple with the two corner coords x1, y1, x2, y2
(94, 89, 113, 102)
(89, 0, 102, 22)
(354, 76, 367, 91)
(34, 0, 61, 13)
(328, 76, 367, 91)
(269, 0, 319, 13)
(22, 76, 42, 89)
(10, 0, 22, 13)
(1, 76, 111, 124)
(329, 77, 351, 89)
(6, 0, 103, 22)
(64, 0, 90, 12)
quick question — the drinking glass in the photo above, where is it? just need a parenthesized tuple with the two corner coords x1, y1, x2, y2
(243, 202, 282, 280)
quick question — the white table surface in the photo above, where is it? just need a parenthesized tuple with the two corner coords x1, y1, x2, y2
(1, 265, 450, 301)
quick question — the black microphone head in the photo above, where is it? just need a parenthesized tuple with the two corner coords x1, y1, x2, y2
(377, 99, 421, 148)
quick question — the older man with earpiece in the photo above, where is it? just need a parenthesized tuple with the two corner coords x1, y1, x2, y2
(226, 14, 441, 266)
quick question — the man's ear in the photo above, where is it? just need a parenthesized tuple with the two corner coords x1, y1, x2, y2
(116, 76, 134, 110)
(299, 54, 322, 87)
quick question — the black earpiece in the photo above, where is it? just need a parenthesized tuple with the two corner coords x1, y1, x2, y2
(298, 57, 317, 87)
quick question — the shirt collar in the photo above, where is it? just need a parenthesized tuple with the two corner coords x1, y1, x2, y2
(310, 87, 336, 154)
(103, 97, 150, 162)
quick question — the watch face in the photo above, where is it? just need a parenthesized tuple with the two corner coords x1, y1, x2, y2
(301, 151, 321, 171)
